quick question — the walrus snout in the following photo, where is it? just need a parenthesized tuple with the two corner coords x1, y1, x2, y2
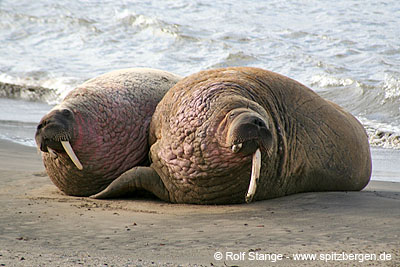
(35, 108, 74, 151)
(225, 109, 273, 155)
(35, 108, 83, 170)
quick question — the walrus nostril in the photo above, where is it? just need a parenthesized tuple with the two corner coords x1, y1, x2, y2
(37, 119, 49, 130)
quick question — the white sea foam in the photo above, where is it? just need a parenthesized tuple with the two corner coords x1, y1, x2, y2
(114, 11, 179, 38)
(0, 134, 37, 147)
(0, 73, 78, 104)
(359, 117, 400, 150)
(382, 74, 400, 101)
(310, 74, 356, 88)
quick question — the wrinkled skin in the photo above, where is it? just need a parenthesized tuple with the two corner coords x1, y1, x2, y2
(92, 67, 371, 204)
(35, 68, 181, 196)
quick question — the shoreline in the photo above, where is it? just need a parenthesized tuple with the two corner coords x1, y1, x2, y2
(0, 140, 399, 266)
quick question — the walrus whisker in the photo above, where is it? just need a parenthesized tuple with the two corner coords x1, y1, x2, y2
(245, 148, 261, 203)
(55, 133, 71, 142)
(266, 147, 273, 158)
(61, 141, 83, 170)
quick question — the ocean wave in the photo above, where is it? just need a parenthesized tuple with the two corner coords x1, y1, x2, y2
(0, 7, 100, 41)
(0, 134, 36, 147)
(115, 11, 179, 38)
(359, 117, 400, 149)
(0, 81, 58, 103)
(208, 51, 259, 69)
(368, 130, 400, 150)
(309, 74, 356, 88)
(0, 73, 78, 104)
(382, 73, 400, 101)
(0, 119, 39, 147)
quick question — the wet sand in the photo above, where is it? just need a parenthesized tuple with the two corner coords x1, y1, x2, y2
(0, 140, 399, 266)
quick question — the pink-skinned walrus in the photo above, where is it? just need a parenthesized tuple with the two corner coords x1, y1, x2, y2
(35, 68, 181, 196)
(92, 67, 372, 204)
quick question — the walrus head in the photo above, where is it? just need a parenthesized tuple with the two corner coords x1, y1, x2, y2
(35, 106, 83, 170)
(214, 102, 273, 203)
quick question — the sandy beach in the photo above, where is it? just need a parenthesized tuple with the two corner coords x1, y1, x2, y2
(0, 140, 399, 266)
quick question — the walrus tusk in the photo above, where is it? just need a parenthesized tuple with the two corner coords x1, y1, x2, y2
(47, 147, 58, 159)
(245, 148, 261, 203)
(61, 141, 83, 170)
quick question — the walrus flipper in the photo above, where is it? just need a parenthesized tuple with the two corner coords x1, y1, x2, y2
(90, 167, 170, 201)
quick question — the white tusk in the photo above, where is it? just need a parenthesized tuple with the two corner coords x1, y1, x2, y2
(61, 141, 83, 170)
(47, 147, 58, 159)
(245, 148, 261, 203)
(231, 143, 243, 153)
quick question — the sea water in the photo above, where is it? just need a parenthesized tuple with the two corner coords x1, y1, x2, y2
(0, 1, 399, 169)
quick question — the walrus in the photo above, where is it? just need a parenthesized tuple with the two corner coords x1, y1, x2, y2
(92, 67, 372, 204)
(35, 68, 182, 196)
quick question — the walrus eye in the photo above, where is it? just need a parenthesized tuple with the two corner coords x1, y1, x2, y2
(228, 110, 241, 121)
(61, 109, 72, 117)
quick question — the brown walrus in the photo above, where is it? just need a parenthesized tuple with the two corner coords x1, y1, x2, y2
(92, 67, 372, 204)
(35, 68, 182, 196)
